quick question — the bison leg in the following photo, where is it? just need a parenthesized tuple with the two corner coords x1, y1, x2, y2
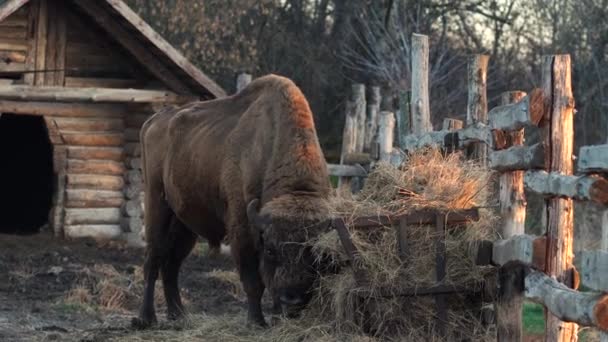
(132, 197, 173, 329)
(161, 216, 197, 320)
(233, 241, 267, 327)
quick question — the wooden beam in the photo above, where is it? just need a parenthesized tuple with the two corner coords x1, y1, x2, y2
(0, 0, 30, 24)
(0, 100, 125, 116)
(64, 224, 122, 240)
(489, 88, 545, 131)
(467, 54, 489, 162)
(66, 174, 124, 191)
(492, 234, 546, 269)
(524, 171, 608, 204)
(65, 189, 124, 208)
(66, 146, 124, 161)
(0, 85, 194, 103)
(64, 208, 121, 225)
(577, 251, 608, 292)
(410, 34, 432, 134)
(327, 163, 367, 177)
(489, 143, 545, 172)
(67, 159, 125, 175)
(578, 144, 608, 173)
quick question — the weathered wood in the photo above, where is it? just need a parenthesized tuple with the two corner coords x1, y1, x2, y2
(66, 174, 124, 191)
(543, 54, 577, 342)
(327, 163, 367, 177)
(33, 0, 48, 86)
(410, 34, 431, 134)
(66, 146, 124, 161)
(467, 54, 489, 162)
(396, 91, 410, 149)
(496, 90, 527, 342)
(64, 224, 122, 240)
(65, 189, 124, 208)
(124, 183, 142, 200)
(0, 100, 125, 117)
(492, 235, 546, 269)
(578, 251, 608, 292)
(65, 77, 138, 89)
(52, 117, 124, 131)
(236, 72, 252, 92)
(0, 85, 193, 103)
(64, 208, 122, 225)
(61, 132, 124, 146)
(338, 99, 357, 188)
(364, 86, 380, 152)
(351, 84, 366, 153)
(525, 268, 608, 332)
(0, 0, 30, 23)
(50, 146, 67, 238)
(378, 111, 395, 162)
(121, 216, 143, 233)
(53, 3, 66, 86)
(0, 15, 27, 28)
(67, 159, 125, 176)
(578, 144, 608, 173)
(0, 61, 25, 73)
(341, 153, 372, 165)
(490, 88, 545, 131)
(442, 118, 463, 131)
(23, 0, 37, 85)
(0, 38, 27, 51)
(126, 170, 143, 184)
(524, 171, 608, 204)
(403, 122, 492, 151)
(489, 143, 545, 172)
(123, 199, 143, 217)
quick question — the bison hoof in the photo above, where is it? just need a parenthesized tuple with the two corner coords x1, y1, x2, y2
(247, 316, 268, 328)
(131, 316, 157, 330)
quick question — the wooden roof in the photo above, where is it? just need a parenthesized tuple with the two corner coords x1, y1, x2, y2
(0, 0, 227, 99)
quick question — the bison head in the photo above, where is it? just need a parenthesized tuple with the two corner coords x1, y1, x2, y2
(247, 198, 333, 316)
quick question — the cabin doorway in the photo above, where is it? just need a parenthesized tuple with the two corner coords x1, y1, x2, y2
(0, 114, 54, 235)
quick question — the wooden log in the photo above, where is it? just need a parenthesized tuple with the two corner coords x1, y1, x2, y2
(543, 54, 577, 342)
(67, 174, 124, 191)
(126, 170, 143, 184)
(492, 235, 546, 269)
(0, 61, 26, 73)
(0, 100, 125, 117)
(364, 86, 381, 152)
(124, 128, 140, 142)
(61, 132, 124, 146)
(525, 268, 608, 332)
(64, 208, 122, 225)
(124, 183, 143, 199)
(66, 146, 124, 161)
(0, 38, 27, 52)
(489, 88, 545, 131)
(578, 251, 608, 292)
(524, 171, 608, 204)
(67, 159, 125, 176)
(378, 111, 395, 162)
(496, 90, 527, 342)
(467, 54, 489, 162)
(123, 199, 143, 217)
(442, 118, 463, 131)
(236, 73, 252, 93)
(124, 143, 141, 157)
(64, 224, 122, 240)
(327, 163, 367, 177)
(410, 34, 431, 134)
(121, 216, 143, 233)
(578, 144, 608, 173)
(64, 77, 138, 89)
(125, 114, 150, 128)
(0, 85, 193, 103)
(65, 189, 124, 208)
(52, 117, 124, 131)
(489, 143, 545, 172)
(351, 84, 366, 153)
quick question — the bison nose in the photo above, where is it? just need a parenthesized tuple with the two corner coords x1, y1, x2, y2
(279, 289, 304, 306)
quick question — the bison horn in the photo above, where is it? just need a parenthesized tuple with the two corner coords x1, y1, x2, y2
(247, 198, 262, 225)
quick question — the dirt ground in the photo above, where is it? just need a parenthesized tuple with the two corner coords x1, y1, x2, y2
(0, 231, 252, 342)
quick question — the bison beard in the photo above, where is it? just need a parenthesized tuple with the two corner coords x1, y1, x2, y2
(133, 75, 332, 328)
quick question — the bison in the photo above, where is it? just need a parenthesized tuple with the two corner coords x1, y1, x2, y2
(133, 74, 333, 328)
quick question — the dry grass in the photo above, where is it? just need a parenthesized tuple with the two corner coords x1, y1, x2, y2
(208, 269, 246, 301)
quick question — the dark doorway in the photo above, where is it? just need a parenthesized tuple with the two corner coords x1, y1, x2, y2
(0, 114, 54, 234)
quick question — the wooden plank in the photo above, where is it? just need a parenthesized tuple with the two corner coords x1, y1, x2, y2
(0, 26, 27, 39)
(50, 146, 67, 237)
(327, 163, 366, 177)
(410, 33, 431, 134)
(54, 1, 66, 86)
(0, 85, 194, 103)
(467, 54, 489, 162)
(543, 54, 577, 342)
(65, 77, 137, 88)
(64, 208, 121, 225)
(578, 144, 608, 173)
(53, 117, 124, 131)
(33, 0, 48, 86)
(0, 100, 125, 116)
(489, 88, 545, 131)
(489, 143, 545, 172)
(66, 159, 125, 175)
(64, 224, 122, 240)
(65, 189, 124, 208)
(0, 0, 30, 23)
(0, 37, 27, 51)
(578, 251, 608, 292)
(378, 111, 395, 162)
(0, 15, 28, 28)
(66, 174, 124, 191)
(61, 132, 124, 146)
(66, 146, 124, 161)
(524, 171, 608, 204)
(0, 60, 25, 73)
(492, 235, 546, 269)
(22, 0, 36, 85)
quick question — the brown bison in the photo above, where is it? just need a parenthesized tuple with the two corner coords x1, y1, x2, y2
(133, 75, 333, 328)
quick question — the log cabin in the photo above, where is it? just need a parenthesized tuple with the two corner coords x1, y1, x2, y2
(0, 0, 226, 243)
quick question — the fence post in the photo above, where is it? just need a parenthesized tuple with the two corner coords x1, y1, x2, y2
(467, 54, 489, 163)
(236, 73, 252, 93)
(378, 111, 395, 162)
(365, 86, 381, 153)
(495, 91, 527, 342)
(396, 90, 410, 149)
(338, 97, 357, 189)
(352, 84, 366, 153)
(411, 33, 432, 134)
(542, 55, 577, 342)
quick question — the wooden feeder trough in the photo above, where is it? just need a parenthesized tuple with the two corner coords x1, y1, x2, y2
(331, 208, 495, 337)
